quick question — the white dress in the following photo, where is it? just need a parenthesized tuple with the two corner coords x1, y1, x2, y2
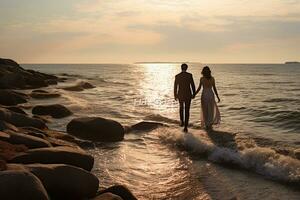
(200, 77, 221, 127)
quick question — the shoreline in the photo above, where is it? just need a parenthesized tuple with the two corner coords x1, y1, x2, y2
(0, 58, 137, 200)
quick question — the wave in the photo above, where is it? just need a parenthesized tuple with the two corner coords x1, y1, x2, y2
(58, 73, 84, 78)
(59, 91, 90, 110)
(227, 106, 247, 111)
(222, 93, 237, 96)
(263, 98, 300, 103)
(237, 107, 300, 132)
(157, 128, 300, 184)
(262, 81, 295, 85)
(96, 78, 131, 86)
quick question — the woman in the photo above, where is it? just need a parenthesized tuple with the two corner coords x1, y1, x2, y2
(194, 66, 221, 130)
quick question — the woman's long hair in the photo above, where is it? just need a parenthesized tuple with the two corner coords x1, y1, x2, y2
(202, 66, 212, 79)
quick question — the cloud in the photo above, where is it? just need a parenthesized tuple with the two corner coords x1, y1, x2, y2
(1, 0, 300, 62)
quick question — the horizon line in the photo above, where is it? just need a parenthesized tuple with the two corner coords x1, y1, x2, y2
(20, 62, 292, 65)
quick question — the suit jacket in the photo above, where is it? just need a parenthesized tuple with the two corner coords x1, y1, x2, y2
(174, 72, 196, 101)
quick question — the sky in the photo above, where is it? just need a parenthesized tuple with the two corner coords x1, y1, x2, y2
(0, 0, 300, 63)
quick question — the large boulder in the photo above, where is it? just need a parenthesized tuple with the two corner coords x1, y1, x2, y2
(62, 81, 95, 91)
(0, 90, 28, 106)
(30, 90, 60, 99)
(98, 185, 137, 200)
(32, 104, 72, 118)
(0, 108, 46, 129)
(3, 131, 51, 149)
(0, 170, 49, 200)
(17, 164, 99, 200)
(0, 58, 22, 68)
(67, 117, 124, 142)
(0, 58, 58, 89)
(10, 146, 94, 171)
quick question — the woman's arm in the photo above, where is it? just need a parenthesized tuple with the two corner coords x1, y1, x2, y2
(194, 78, 202, 98)
(212, 77, 220, 102)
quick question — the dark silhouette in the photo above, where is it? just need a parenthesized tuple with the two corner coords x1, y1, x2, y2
(174, 63, 196, 132)
(194, 66, 221, 130)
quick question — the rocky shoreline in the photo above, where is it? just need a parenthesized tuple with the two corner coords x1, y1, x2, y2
(0, 58, 137, 200)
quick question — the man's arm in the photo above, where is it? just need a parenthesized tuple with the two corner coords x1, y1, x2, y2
(195, 77, 202, 97)
(174, 77, 178, 100)
(190, 75, 196, 98)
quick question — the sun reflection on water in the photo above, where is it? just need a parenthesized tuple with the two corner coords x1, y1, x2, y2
(136, 63, 179, 113)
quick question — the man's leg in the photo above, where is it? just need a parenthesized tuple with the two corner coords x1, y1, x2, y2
(184, 99, 191, 131)
(179, 100, 184, 126)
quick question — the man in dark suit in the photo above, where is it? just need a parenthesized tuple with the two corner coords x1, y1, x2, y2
(174, 63, 196, 132)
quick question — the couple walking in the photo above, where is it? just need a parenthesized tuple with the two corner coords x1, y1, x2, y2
(174, 63, 221, 132)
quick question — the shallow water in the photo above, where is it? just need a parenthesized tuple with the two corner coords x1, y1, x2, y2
(22, 63, 300, 199)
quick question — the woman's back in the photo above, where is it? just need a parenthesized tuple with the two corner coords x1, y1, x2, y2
(201, 77, 214, 90)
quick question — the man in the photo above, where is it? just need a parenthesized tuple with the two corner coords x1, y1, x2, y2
(174, 63, 196, 132)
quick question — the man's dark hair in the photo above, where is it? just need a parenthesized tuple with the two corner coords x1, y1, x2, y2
(181, 63, 188, 71)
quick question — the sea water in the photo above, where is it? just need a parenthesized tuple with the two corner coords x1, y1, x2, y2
(22, 63, 300, 199)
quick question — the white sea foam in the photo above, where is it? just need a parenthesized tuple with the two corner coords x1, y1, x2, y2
(60, 91, 89, 110)
(157, 128, 300, 183)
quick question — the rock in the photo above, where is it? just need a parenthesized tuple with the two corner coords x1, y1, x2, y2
(4, 131, 51, 149)
(20, 128, 88, 148)
(19, 127, 47, 139)
(67, 117, 124, 142)
(0, 140, 28, 161)
(0, 131, 10, 140)
(32, 104, 72, 118)
(44, 129, 76, 141)
(0, 90, 28, 106)
(45, 79, 58, 85)
(23, 70, 56, 89)
(98, 185, 137, 200)
(0, 159, 6, 171)
(0, 170, 49, 200)
(30, 90, 60, 99)
(45, 137, 76, 148)
(6, 106, 27, 115)
(129, 121, 165, 132)
(80, 81, 95, 89)
(0, 108, 46, 129)
(20, 126, 45, 134)
(92, 193, 123, 200)
(0, 120, 19, 131)
(10, 146, 94, 171)
(0, 58, 58, 89)
(33, 115, 52, 123)
(20, 164, 99, 200)
(62, 81, 95, 91)
(0, 58, 22, 68)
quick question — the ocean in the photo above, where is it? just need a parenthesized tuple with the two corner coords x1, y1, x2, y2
(22, 63, 300, 199)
